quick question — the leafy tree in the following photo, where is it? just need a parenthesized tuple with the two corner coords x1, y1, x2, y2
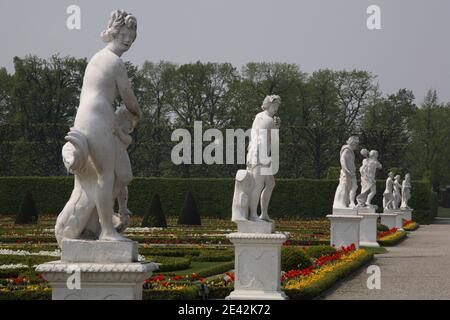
(408, 90, 450, 189)
(359, 89, 416, 175)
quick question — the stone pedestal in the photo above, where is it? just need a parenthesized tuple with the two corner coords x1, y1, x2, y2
(327, 214, 363, 249)
(401, 208, 413, 221)
(358, 207, 380, 248)
(226, 232, 288, 300)
(380, 210, 404, 231)
(36, 240, 157, 300)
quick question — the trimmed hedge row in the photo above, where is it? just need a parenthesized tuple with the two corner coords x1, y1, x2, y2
(0, 177, 437, 219)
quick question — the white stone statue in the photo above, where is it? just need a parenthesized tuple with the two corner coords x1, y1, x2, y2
(383, 172, 395, 210)
(231, 95, 281, 224)
(357, 149, 382, 208)
(401, 173, 412, 209)
(333, 136, 359, 209)
(55, 10, 142, 246)
(393, 175, 402, 209)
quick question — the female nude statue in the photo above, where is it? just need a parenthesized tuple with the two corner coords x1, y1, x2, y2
(55, 10, 142, 245)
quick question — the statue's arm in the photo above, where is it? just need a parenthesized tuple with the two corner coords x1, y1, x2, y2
(115, 61, 142, 119)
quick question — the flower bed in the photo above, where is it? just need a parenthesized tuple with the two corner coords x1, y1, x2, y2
(0, 215, 330, 245)
(377, 230, 407, 246)
(403, 220, 419, 231)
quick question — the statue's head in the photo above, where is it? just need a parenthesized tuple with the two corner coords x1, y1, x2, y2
(360, 148, 369, 158)
(369, 150, 378, 159)
(101, 10, 137, 55)
(346, 136, 359, 150)
(395, 175, 401, 181)
(405, 172, 411, 180)
(261, 95, 281, 116)
(388, 171, 394, 178)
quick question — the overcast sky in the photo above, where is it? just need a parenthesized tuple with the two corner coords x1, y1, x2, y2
(1, 0, 450, 103)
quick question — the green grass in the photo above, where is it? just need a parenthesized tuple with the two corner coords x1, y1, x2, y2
(438, 207, 450, 218)
(360, 247, 388, 255)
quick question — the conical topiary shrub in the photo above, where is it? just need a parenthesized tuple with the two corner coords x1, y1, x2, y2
(178, 191, 201, 225)
(141, 193, 167, 228)
(15, 190, 38, 224)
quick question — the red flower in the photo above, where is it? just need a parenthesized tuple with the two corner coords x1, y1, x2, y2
(191, 273, 198, 279)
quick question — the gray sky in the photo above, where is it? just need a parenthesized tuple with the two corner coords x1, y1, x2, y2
(1, 0, 450, 103)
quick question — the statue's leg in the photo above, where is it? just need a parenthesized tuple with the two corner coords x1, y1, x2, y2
(88, 131, 130, 242)
(260, 175, 275, 222)
(366, 185, 376, 206)
(349, 176, 358, 207)
(114, 142, 132, 215)
(249, 167, 264, 221)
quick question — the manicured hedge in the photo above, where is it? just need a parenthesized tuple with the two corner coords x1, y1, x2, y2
(0, 177, 437, 219)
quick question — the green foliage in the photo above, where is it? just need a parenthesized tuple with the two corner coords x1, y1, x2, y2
(178, 192, 201, 225)
(281, 246, 312, 271)
(377, 223, 389, 232)
(325, 167, 341, 180)
(15, 191, 38, 225)
(141, 193, 167, 228)
(0, 177, 437, 220)
(143, 286, 198, 300)
(305, 245, 337, 259)
(146, 256, 191, 272)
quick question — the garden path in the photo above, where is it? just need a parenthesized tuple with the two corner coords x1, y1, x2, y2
(322, 218, 450, 299)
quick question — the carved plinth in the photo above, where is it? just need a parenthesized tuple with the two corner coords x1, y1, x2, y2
(327, 215, 363, 249)
(36, 240, 157, 300)
(226, 233, 288, 300)
(380, 210, 404, 230)
(358, 209, 380, 248)
(235, 220, 274, 234)
(332, 207, 359, 216)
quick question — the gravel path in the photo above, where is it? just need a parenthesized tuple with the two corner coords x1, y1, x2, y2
(322, 218, 450, 300)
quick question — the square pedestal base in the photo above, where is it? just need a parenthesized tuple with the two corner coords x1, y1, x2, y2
(327, 215, 363, 249)
(36, 261, 157, 300)
(380, 210, 404, 230)
(401, 208, 413, 221)
(36, 239, 157, 300)
(226, 233, 288, 300)
(358, 212, 380, 248)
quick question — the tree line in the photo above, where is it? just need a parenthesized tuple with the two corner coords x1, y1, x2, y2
(0, 55, 449, 190)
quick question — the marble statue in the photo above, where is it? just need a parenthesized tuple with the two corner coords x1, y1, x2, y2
(231, 95, 281, 223)
(393, 175, 402, 209)
(382, 172, 395, 210)
(332, 136, 359, 209)
(55, 10, 142, 246)
(401, 173, 412, 209)
(357, 149, 382, 208)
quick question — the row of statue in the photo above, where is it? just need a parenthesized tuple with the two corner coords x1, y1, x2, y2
(332, 136, 412, 211)
(54, 10, 412, 246)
